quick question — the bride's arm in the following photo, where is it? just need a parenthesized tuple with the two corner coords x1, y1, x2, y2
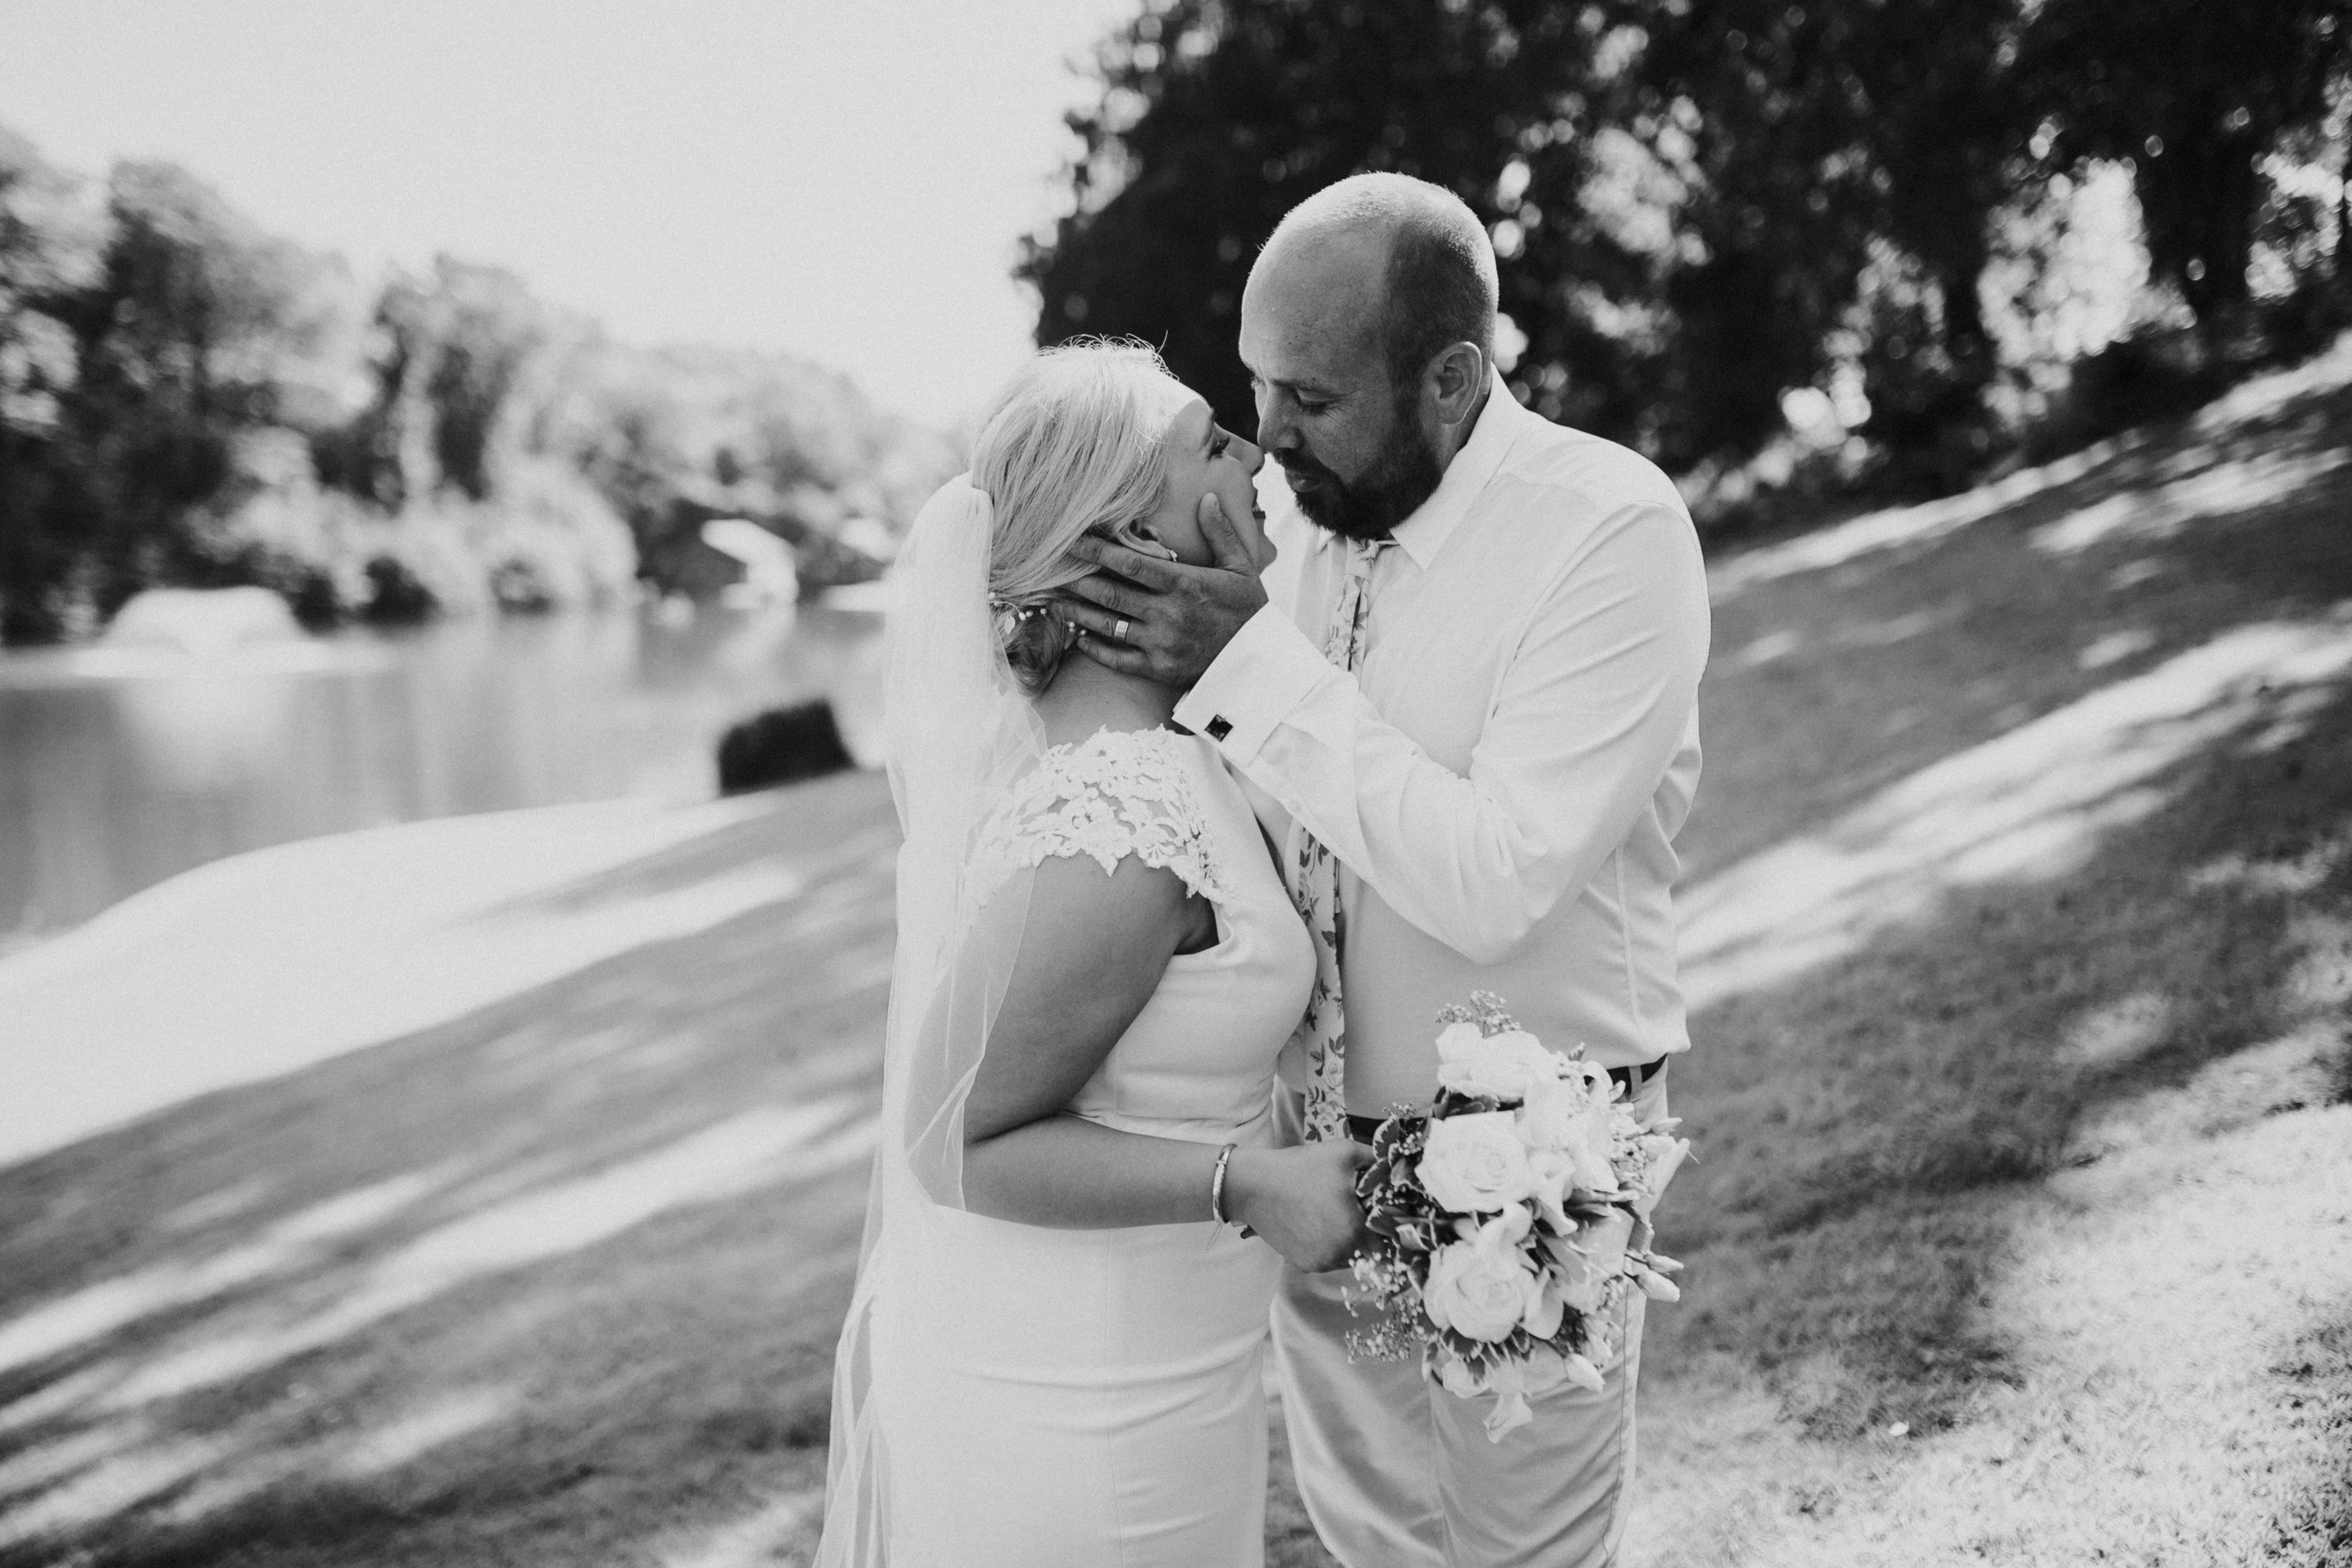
(958, 852, 1364, 1265)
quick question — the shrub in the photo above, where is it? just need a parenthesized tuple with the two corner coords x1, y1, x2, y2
(359, 556, 437, 624)
(715, 700, 856, 795)
(2023, 327, 2227, 462)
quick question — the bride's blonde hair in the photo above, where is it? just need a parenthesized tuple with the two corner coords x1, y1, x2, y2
(971, 339, 1197, 692)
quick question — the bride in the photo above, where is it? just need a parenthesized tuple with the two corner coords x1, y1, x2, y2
(815, 341, 1368, 1567)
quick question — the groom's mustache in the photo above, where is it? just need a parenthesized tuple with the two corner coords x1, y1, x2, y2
(1275, 452, 1342, 488)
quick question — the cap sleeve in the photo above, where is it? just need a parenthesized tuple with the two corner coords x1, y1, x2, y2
(965, 728, 1229, 911)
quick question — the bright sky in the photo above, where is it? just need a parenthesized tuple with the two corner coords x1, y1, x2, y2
(0, 0, 1137, 426)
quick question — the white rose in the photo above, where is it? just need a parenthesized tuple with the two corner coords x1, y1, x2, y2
(1514, 1077, 1577, 1149)
(1568, 1132, 1620, 1198)
(1417, 1112, 1537, 1213)
(1485, 1030, 1562, 1074)
(1434, 1020, 1486, 1058)
(1436, 1028, 1563, 1102)
(1422, 1229, 1543, 1343)
(1518, 1079, 1619, 1195)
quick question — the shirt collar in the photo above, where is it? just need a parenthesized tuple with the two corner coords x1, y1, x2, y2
(1301, 370, 1532, 568)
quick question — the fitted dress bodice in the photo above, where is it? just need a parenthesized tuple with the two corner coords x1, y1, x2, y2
(963, 724, 1316, 1145)
(869, 725, 1317, 1567)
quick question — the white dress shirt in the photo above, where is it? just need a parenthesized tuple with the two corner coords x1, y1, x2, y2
(1173, 375, 1711, 1112)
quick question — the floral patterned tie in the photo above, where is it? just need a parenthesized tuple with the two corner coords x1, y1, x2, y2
(1289, 536, 1394, 1142)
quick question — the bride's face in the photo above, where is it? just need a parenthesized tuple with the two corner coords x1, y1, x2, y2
(1132, 398, 1274, 574)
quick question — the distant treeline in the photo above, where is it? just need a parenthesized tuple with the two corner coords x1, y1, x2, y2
(0, 127, 957, 645)
(1025, 0, 2352, 531)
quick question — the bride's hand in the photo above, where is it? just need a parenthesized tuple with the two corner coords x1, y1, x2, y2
(1225, 1141, 1372, 1274)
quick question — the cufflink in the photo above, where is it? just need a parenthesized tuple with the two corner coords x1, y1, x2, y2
(1206, 716, 1233, 741)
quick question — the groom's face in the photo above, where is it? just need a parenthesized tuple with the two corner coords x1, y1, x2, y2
(1239, 238, 1443, 543)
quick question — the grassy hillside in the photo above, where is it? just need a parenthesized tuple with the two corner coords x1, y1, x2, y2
(2, 343, 2349, 1567)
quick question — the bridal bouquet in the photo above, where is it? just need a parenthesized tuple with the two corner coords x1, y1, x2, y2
(1347, 993, 1690, 1440)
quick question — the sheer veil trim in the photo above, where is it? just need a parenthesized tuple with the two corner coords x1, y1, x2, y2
(816, 483, 1235, 1565)
(816, 473, 1045, 1567)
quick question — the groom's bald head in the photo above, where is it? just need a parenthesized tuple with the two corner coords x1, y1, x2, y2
(1240, 174, 1500, 541)
(1254, 173, 1498, 394)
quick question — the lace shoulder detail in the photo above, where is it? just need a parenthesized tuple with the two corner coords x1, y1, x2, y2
(966, 727, 1229, 910)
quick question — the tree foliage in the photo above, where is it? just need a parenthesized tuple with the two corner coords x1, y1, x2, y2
(2018, 0, 2347, 335)
(0, 157, 330, 636)
(1023, 1, 1621, 436)
(1024, 0, 2352, 484)
(0, 126, 956, 644)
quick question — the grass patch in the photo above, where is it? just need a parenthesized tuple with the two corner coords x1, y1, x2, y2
(3, 346, 2351, 1565)
(1621, 341, 2352, 1563)
(0, 774, 895, 1567)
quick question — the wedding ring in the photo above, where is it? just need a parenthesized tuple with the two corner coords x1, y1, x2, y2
(1114, 618, 1130, 643)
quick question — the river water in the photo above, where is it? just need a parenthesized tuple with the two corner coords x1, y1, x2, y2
(0, 604, 888, 945)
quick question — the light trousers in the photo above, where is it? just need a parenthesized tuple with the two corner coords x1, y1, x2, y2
(1272, 1070, 1668, 1568)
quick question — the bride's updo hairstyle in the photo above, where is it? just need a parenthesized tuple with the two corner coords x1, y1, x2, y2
(970, 339, 1196, 693)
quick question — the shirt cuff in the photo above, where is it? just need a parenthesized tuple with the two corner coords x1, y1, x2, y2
(1174, 603, 1331, 764)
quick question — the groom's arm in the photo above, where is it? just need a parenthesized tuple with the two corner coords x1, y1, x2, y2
(1172, 500, 1707, 966)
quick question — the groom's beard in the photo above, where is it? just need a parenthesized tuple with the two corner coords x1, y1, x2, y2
(1279, 391, 1445, 544)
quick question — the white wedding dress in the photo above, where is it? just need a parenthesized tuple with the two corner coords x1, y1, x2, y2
(863, 724, 1315, 1566)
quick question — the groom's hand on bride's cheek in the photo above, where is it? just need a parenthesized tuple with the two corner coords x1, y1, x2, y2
(1057, 495, 1267, 687)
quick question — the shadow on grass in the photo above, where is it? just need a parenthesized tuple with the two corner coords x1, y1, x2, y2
(9, 355, 2352, 1565)
(1691, 347, 2352, 879)
(1652, 661, 2352, 1442)
(472, 774, 896, 926)
(0, 779, 899, 1566)
(1305, 358, 2352, 1560)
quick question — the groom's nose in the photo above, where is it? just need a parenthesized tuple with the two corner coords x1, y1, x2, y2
(1255, 397, 1301, 457)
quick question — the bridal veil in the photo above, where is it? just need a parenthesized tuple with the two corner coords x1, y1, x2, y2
(815, 473, 1047, 1565)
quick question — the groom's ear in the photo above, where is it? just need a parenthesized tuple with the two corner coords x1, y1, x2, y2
(1428, 341, 1487, 429)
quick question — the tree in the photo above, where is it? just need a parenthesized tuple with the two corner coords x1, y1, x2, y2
(0, 126, 102, 641)
(0, 155, 325, 632)
(1627, 0, 2027, 465)
(1022, 0, 2037, 474)
(2018, 0, 2352, 344)
(1021, 1, 1634, 437)
(313, 259, 549, 508)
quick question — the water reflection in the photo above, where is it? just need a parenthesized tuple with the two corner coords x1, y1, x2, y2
(0, 604, 886, 942)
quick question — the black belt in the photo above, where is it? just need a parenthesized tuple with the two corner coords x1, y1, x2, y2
(1343, 1057, 1666, 1145)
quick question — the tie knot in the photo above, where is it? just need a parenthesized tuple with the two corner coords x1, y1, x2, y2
(1348, 536, 1393, 578)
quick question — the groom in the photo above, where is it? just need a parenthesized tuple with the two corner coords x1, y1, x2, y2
(1057, 172, 1710, 1565)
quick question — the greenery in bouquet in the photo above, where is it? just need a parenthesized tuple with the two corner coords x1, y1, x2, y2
(1348, 993, 1689, 1440)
